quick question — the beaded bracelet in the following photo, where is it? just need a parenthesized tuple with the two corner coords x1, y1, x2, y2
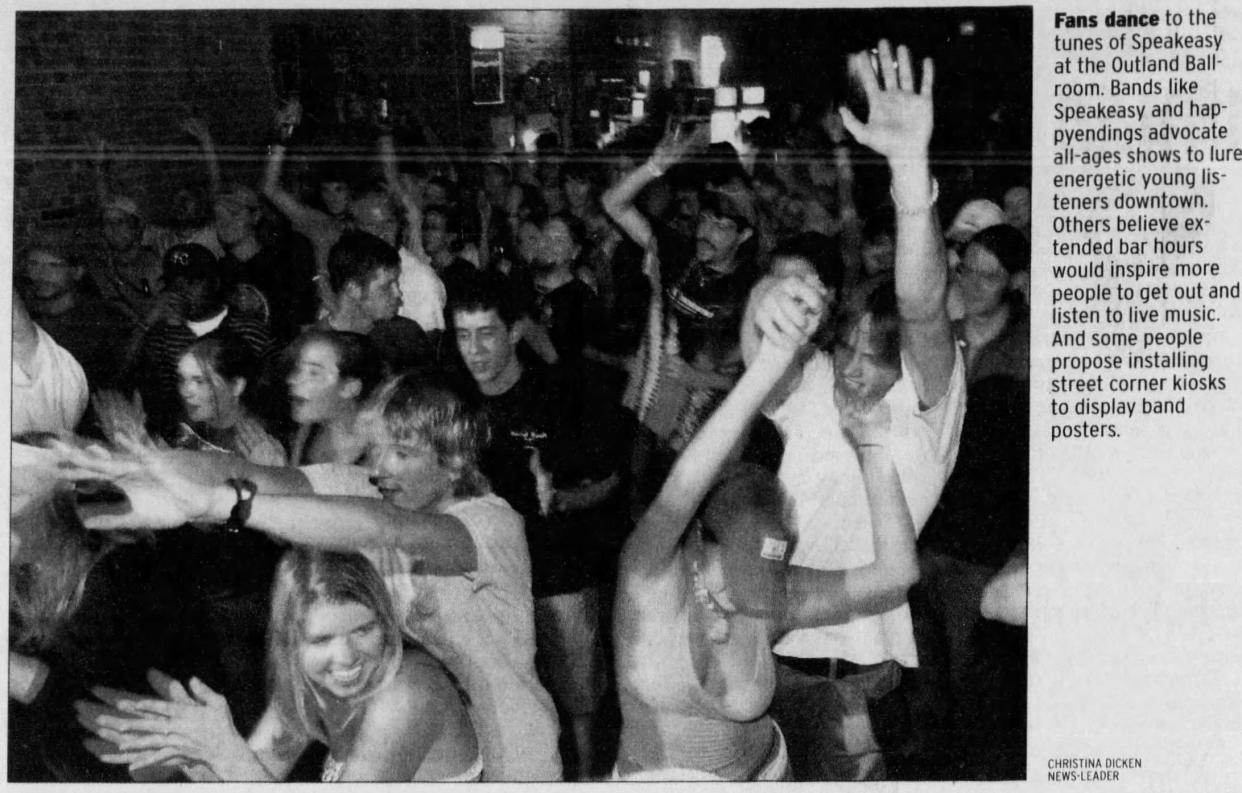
(890, 177, 939, 216)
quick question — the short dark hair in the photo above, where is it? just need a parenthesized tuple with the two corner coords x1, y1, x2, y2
(327, 230, 400, 295)
(290, 329, 386, 402)
(447, 271, 520, 329)
(834, 274, 901, 369)
(967, 223, 1029, 274)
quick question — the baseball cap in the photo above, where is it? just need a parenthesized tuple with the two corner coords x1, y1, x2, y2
(945, 198, 1006, 244)
(699, 463, 794, 620)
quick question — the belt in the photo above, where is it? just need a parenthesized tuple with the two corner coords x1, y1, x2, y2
(775, 654, 887, 680)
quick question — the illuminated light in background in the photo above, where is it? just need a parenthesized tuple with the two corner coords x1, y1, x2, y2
(631, 99, 646, 119)
(714, 86, 738, 108)
(738, 107, 770, 125)
(470, 25, 505, 50)
(521, 128, 540, 151)
(700, 35, 726, 88)
(710, 109, 736, 144)
(960, 19, 976, 36)
(638, 69, 651, 88)
(741, 86, 765, 106)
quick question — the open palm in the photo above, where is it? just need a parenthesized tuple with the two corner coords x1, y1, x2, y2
(840, 40, 934, 160)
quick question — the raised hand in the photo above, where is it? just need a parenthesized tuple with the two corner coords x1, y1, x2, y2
(839, 40, 934, 161)
(273, 96, 303, 141)
(79, 676, 245, 776)
(50, 437, 217, 531)
(233, 415, 285, 466)
(92, 391, 156, 449)
(649, 117, 711, 174)
(751, 273, 828, 353)
(180, 117, 212, 143)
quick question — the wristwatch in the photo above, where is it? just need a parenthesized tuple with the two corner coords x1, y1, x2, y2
(224, 478, 258, 534)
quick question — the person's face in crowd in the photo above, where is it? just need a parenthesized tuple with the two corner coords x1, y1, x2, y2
(517, 219, 543, 265)
(832, 313, 901, 412)
(861, 233, 896, 276)
(213, 200, 258, 248)
(454, 308, 520, 394)
(504, 185, 527, 234)
(695, 210, 751, 270)
(536, 217, 580, 272)
(299, 598, 385, 700)
(1003, 186, 1032, 236)
(368, 432, 457, 513)
(424, 181, 448, 208)
(287, 340, 360, 425)
(483, 164, 510, 205)
(354, 267, 403, 323)
(177, 352, 242, 428)
(954, 242, 1012, 318)
(102, 210, 142, 252)
(777, 194, 806, 233)
(562, 173, 592, 211)
(754, 179, 785, 213)
(675, 187, 701, 221)
(319, 181, 352, 218)
(165, 274, 220, 322)
(349, 196, 401, 248)
(422, 211, 450, 257)
(20, 250, 81, 305)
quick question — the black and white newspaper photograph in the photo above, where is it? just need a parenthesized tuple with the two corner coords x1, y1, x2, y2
(4, 1, 1238, 788)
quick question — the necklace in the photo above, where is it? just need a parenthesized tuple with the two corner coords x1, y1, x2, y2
(691, 560, 732, 644)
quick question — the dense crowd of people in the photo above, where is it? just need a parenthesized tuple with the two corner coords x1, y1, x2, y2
(11, 38, 1030, 782)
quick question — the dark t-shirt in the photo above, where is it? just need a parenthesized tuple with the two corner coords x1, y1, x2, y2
(919, 310, 1030, 569)
(535, 277, 602, 365)
(480, 363, 626, 596)
(225, 234, 318, 344)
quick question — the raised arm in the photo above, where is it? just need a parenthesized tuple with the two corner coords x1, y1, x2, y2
(623, 284, 824, 579)
(841, 40, 955, 406)
(602, 121, 708, 249)
(783, 402, 919, 631)
(182, 117, 222, 197)
(378, 132, 428, 259)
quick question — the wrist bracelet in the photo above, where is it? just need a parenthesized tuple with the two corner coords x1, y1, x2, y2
(224, 478, 257, 534)
(645, 159, 665, 178)
(890, 177, 939, 216)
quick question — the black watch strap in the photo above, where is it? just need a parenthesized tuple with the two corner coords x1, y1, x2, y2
(224, 478, 258, 534)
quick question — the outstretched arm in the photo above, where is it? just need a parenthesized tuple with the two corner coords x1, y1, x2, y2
(53, 441, 478, 574)
(841, 40, 955, 406)
(783, 402, 919, 630)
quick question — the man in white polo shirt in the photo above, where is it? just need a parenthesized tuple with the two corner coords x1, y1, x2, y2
(743, 41, 966, 781)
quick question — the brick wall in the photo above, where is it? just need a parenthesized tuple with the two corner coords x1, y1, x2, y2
(15, 10, 278, 232)
(14, 9, 580, 233)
